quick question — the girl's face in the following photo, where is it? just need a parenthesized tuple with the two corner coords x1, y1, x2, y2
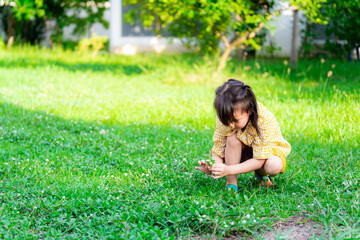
(229, 109, 250, 130)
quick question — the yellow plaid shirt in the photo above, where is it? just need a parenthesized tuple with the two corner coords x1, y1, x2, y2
(212, 102, 291, 159)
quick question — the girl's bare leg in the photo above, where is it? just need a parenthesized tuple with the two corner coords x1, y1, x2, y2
(224, 133, 243, 186)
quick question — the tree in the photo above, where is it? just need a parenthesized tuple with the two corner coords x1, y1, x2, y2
(124, 0, 327, 73)
(1, 0, 45, 47)
(0, 0, 109, 47)
(323, 0, 360, 60)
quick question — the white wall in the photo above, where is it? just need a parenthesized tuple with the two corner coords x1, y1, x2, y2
(258, 7, 306, 57)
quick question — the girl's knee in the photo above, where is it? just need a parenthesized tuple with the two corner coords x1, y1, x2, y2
(226, 133, 242, 148)
(264, 156, 283, 176)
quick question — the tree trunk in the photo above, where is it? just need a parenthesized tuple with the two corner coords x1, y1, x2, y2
(215, 47, 232, 75)
(6, 6, 15, 48)
(44, 18, 53, 48)
(290, 9, 299, 69)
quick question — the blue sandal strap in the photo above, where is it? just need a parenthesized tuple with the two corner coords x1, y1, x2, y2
(225, 184, 238, 192)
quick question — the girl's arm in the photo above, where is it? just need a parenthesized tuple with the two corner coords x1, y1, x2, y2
(210, 158, 265, 179)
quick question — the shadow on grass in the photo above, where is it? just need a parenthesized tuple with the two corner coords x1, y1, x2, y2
(0, 57, 150, 75)
(226, 58, 360, 94)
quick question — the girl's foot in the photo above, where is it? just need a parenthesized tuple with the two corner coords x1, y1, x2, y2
(225, 184, 238, 193)
(255, 174, 273, 188)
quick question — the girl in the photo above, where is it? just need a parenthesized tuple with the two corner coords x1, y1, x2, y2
(195, 79, 291, 192)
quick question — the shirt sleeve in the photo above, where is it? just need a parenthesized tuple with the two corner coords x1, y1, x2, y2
(252, 116, 276, 159)
(211, 116, 227, 159)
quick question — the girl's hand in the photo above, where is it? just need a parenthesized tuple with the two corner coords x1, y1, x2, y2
(195, 160, 212, 175)
(210, 163, 230, 179)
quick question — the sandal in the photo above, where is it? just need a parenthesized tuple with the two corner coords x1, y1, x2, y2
(225, 184, 238, 193)
(255, 174, 273, 188)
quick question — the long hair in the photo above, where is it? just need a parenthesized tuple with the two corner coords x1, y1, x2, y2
(214, 79, 262, 138)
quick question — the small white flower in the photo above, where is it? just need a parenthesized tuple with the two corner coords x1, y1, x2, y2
(253, 220, 256, 223)
(246, 214, 250, 218)
(41, 191, 44, 193)
(99, 129, 106, 135)
(242, 220, 247, 224)
(5, 163, 8, 165)
(124, 173, 128, 176)
(161, 201, 165, 204)
(62, 196, 65, 199)
(250, 207, 254, 211)
(194, 201, 199, 205)
(116, 197, 119, 200)
(90, 214, 93, 217)
(111, 175, 114, 178)
(46, 159, 49, 162)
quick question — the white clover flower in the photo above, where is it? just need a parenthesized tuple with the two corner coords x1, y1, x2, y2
(246, 214, 250, 218)
(124, 173, 128, 176)
(253, 220, 256, 223)
(242, 220, 247, 224)
(250, 207, 254, 211)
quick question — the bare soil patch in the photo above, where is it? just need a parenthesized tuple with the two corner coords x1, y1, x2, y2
(260, 215, 328, 239)
(191, 215, 328, 240)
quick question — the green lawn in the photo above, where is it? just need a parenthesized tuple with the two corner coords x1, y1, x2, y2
(0, 47, 359, 239)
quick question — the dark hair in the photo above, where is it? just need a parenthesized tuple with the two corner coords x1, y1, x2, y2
(214, 79, 262, 138)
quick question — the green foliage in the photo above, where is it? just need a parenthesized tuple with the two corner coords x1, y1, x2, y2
(12, 0, 45, 21)
(323, 0, 360, 58)
(124, 0, 326, 57)
(77, 33, 108, 57)
(0, 0, 109, 46)
(0, 47, 359, 238)
(124, 0, 273, 56)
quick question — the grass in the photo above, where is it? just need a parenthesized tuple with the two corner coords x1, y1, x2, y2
(0, 46, 359, 239)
